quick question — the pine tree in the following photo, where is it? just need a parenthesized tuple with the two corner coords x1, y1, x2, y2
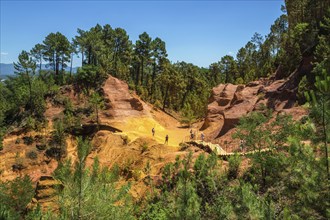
(14, 50, 36, 110)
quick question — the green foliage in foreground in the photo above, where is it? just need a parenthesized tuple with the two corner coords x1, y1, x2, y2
(0, 175, 34, 219)
(0, 112, 329, 220)
(53, 138, 134, 220)
(137, 113, 329, 220)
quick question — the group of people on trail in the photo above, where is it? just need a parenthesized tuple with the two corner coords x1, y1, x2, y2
(151, 127, 205, 146)
(151, 127, 169, 145)
(190, 129, 205, 142)
(152, 127, 245, 152)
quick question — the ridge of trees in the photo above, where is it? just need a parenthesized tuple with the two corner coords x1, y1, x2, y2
(0, 1, 328, 130)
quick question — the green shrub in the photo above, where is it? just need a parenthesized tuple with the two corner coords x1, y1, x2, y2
(228, 154, 241, 179)
(140, 142, 149, 154)
(51, 119, 66, 146)
(26, 150, 38, 160)
(0, 175, 34, 218)
(36, 143, 47, 151)
(63, 97, 74, 114)
(179, 142, 189, 151)
(34, 135, 42, 142)
(235, 77, 244, 84)
(24, 116, 36, 131)
(23, 136, 34, 145)
(297, 75, 310, 104)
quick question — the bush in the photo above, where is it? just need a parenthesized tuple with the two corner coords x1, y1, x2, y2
(121, 134, 129, 145)
(36, 143, 47, 151)
(154, 100, 162, 109)
(34, 135, 43, 142)
(45, 147, 66, 160)
(63, 97, 74, 114)
(51, 119, 66, 147)
(26, 150, 38, 160)
(228, 154, 241, 179)
(235, 77, 244, 84)
(24, 116, 36, 131)
(53, 94, 67, 106)
(179, 143, 189, 151)
(0, 176, 34, 218)
(297, 75, 309, 104)
(76, 65, 107, 94)
(23, 136, 34, 145)
(140, 142, 149, 154)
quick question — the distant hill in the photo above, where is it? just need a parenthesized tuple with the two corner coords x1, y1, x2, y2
(0, 63, 79, 78)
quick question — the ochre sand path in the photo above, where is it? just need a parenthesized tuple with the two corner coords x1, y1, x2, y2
(109, 116, 190, 146)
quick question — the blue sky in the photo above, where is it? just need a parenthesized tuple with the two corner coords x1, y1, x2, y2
(0, 0, 284, 67)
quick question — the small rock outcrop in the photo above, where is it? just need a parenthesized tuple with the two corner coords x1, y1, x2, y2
(26, 176, 63, 213)
(101, 76, 151, 119)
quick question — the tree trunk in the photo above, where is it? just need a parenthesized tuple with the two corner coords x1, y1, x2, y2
(81, 48, 84, 66)
(26, 70, 32, 109)
(141, 57, 144, 86)
(61, 55, 65, 74)
(151, 63, 156, 100)
(181, 82, 193, 109)
(70, 52, 73, 78)
(163, 85, 170, 111)
(55, 53, 59, 75)
(88, 47, 91, 65)
(53, 52, 56, 72)
(39, 57, 42, 73)
(96, 105, 99, 131)
(135, 63, 140, 86)
(113, 50, 118, 77)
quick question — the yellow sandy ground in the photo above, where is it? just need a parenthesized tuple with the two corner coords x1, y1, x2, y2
(109, 116, 191, 146)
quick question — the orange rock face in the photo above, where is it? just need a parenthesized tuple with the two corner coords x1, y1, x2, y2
(201, 78, 307, 145)
(100, 76, 151, 120)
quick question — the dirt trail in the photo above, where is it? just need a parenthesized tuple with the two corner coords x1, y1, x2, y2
(110, 116, 189, 146)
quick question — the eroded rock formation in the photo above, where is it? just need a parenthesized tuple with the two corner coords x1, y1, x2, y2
(201, 78, 307, 141)
(26, 176, 63, 213)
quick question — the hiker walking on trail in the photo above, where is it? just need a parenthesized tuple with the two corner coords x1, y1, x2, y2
(240, 139, 244, 151)
(165, 135, 169, 145)
(152, 127, 155, 137)
(190, 129, 194, 140)
(201, 132, 205, 142)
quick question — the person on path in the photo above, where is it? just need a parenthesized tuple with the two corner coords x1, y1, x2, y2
(152, 127, 155, 137)
(240, 139, 244, 151)
(165, 135, 169, 145)
(190, 129, 194, 140)
(201, 132, 205, 142)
